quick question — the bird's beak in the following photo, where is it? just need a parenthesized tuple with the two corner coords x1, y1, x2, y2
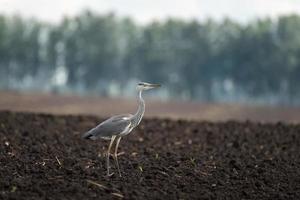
(149, 83, 161, 88)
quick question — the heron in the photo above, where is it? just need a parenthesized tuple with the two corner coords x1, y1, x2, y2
(82, 82, 160, 177)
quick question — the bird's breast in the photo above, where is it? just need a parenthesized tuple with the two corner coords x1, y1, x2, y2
(120, 123, 135, 136)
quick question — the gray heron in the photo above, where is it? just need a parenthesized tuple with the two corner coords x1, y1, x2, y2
(83, 82, 161, 177)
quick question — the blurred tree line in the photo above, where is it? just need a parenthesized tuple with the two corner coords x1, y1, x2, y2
(0, 11, 300, 105)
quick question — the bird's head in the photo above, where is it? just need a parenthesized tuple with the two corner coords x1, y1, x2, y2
(137, 82, 161, 91)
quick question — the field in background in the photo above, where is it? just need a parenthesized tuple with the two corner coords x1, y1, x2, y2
(1, 92, 300, 199)
(0, 91, 300, 123)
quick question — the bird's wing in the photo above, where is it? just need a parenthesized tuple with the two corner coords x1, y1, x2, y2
(83, 114, 133, 140)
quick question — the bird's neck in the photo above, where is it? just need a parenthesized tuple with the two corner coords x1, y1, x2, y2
(132, 90, 145, 126)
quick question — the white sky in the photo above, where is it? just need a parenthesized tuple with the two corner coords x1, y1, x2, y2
(1, 0, 300, 24)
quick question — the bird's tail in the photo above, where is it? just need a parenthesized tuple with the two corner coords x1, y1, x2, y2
(82, 130, 94, 140)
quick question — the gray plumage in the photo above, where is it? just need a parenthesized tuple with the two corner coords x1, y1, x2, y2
(82, 82, 160, 177)
(82, 89, 145, 140)
(82, 114, 133, 140)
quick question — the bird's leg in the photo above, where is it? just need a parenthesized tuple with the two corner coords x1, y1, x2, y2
(113, 136, 122, 177)
(106, 135, 116, 176)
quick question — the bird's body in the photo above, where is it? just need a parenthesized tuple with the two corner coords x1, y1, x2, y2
(83, 114, 134, 140)
(82, 82, 160, 177)
(83, 89, 145, 140)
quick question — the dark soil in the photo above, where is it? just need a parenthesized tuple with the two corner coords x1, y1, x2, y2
(0, 111, 299, 200)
